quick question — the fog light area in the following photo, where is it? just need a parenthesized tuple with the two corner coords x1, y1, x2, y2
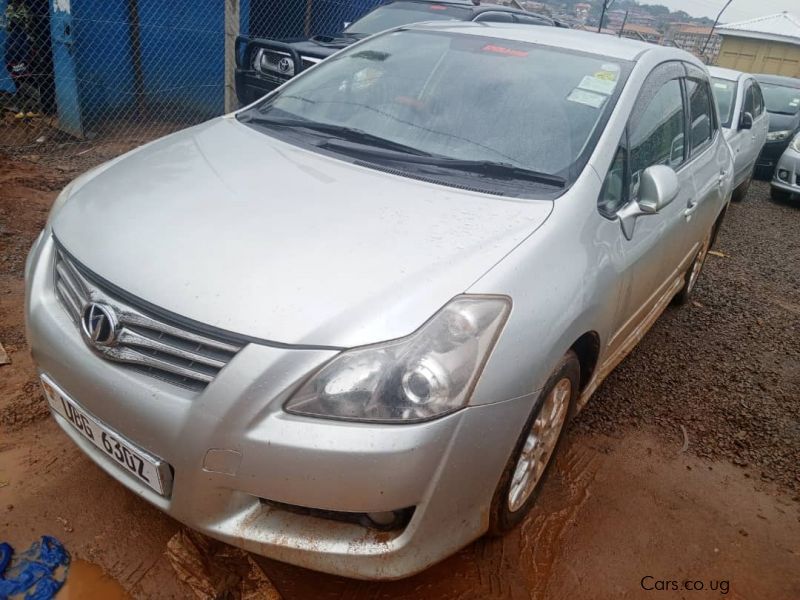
(260, 499, 414, 532)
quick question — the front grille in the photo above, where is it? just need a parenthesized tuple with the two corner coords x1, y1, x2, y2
(53, 244, 243, 391)
(254, 49, 294, 78)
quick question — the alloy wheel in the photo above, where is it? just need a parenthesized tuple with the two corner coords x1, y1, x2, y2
(507, 378, 571, 512)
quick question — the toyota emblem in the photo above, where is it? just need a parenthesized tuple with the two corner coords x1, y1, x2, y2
(81, 302, 119, 346)
(277, 57, 293, 74)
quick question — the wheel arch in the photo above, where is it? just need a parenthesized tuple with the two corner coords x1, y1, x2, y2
(569, 331, 601, 392)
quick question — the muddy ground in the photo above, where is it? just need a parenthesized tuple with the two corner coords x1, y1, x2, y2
(1, 144, 799, 599)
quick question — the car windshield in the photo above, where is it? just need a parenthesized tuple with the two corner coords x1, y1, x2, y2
(239, 30, 630, 193)
(344, 2, 472, 37)
(711, 78, 736, 128)
(760, 82, 800, 115)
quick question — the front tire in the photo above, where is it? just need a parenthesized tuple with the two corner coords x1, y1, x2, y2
(488, 351, 580, 535)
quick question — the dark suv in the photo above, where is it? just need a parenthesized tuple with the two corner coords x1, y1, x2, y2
(235, 0, 562, 105)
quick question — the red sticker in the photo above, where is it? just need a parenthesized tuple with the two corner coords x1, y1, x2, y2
(481, 44, 528, 58)
(429, 4, 447, 10)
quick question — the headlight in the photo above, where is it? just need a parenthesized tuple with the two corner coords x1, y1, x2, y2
(285, 296, 510, 422)
(767, 130, 792, 142)
(790, 135, 800, 153)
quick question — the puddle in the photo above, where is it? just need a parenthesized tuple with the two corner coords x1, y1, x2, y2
(56, 559, 129, 599)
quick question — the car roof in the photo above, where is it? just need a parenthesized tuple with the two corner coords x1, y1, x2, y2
(386, 0, 554, 20)
(707, 65, 746, 82)
(406, 21, 692, 62)
(754, 73, 800, 88)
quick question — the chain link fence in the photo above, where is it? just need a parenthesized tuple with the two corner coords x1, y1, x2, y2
(1, 0, 380, 162)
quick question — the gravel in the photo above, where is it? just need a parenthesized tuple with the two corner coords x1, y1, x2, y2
(574, 180, 800, 492)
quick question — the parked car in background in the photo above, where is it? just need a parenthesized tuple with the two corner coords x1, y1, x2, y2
(753, 73, 800, 179)
(771, 132, 800, 201)
(708, 67, 768, 201)
(235, 0, 562, 104)
(27, 23, 732, 579)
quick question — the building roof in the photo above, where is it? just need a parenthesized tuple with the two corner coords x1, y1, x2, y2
(717, 11, 800, 46)
(622, 23, 661, 36)
(673, 24, 713, 36)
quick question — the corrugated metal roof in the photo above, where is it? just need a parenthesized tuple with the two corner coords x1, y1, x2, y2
(717, 11, 800, 46)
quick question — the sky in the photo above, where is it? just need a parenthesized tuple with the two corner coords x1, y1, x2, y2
(638, 0, 798, 24)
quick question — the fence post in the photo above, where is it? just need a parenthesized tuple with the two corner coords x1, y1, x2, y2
(224, 0, 240, 113)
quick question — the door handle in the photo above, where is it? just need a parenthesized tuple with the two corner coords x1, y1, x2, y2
(685, 198, 699, 216)
(718, 170, 727, 187)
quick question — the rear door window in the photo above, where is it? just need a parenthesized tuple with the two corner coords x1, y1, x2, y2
(686, 78, 714, 154)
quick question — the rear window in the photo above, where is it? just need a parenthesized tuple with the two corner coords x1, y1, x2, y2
(711, 78, 736, 128)
(760, 82, 800, 115)
(344, 3, 472, 37)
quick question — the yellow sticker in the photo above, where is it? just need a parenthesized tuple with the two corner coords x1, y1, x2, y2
(594, 70, 617, 81)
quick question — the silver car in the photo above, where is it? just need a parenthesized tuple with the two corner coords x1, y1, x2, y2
(708, 66, 769, 201)
(771, 132, 800, 201)
(25, 23, 733, 579)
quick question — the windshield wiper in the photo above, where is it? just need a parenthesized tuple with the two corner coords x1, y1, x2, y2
(317, 139, 566, 188)
(238, 114, 432, 156)
(417, 157, 567, 188)
(239, 114, 566, 188)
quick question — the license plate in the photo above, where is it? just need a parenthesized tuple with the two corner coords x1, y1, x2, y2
(41, 375, 171, 496)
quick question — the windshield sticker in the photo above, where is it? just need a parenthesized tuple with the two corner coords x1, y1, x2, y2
(596, 64, 620, 80)
(713, 82, 731, 89)
(567, 88, 606, 109)
(578, 74, 617, 96)
(481, 44, 529, 58)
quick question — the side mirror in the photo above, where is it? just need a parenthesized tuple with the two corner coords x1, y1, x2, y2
(739, 111, 753, 130)
(638, 164, 679, 213)
(618, 165, 679, 240)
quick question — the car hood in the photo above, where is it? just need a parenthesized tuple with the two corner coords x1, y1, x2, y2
(286, 38, 349, 59)
(766, 111, 800, 133)
(52, 118, 552, 348)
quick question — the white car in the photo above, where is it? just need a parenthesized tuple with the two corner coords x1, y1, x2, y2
(771, 132, 800, 201)
(709, 66, 769, 201)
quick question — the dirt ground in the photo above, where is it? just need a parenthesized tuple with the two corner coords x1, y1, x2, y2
(1, 145, 799, 599)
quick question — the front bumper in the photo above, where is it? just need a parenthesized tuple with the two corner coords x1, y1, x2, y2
(24, 234, 532, 579)
(756, 139, 792, 175)
(235, 69, 287, 105)
(771, 146, 800, 196)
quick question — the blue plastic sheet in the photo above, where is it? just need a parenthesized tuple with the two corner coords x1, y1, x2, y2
(0, 536, 70, 600)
